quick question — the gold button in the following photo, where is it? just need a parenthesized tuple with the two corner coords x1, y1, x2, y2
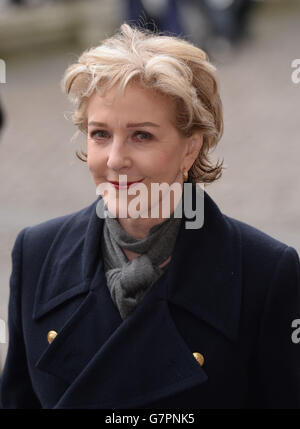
(193, 352, 204, 366)
(47, 330, 58, 344)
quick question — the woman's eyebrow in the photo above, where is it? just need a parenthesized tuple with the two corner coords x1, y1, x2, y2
(87, 121, 160, 128)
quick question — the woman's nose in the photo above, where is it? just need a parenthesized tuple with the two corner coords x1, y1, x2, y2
(106, 138, 131, 171)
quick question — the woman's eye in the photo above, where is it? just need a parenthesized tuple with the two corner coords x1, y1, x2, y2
(135, 131, 152, 141)
(89, 130, 152, 141)
(90, 130, 108, 139)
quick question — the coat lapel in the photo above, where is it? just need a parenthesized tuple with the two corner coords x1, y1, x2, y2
(33, 186, 242, 408)
(54, 292, 209, 409)
(168, 188, 243, 342)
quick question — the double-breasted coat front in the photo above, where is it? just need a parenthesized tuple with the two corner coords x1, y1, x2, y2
(1, 189, 300, 409)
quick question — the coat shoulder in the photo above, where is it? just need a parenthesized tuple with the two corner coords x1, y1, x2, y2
(225, 214, 291, 255)
(25, 200, 96, 239)
(17, 200, 97, 261)
(224, 214, 300, 277)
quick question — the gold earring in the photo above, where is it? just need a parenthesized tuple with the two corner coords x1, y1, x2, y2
(182, 168, 189, 182)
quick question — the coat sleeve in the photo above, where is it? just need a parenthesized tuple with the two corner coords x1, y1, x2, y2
(0, 228, 41, 409)
(249, 245, 300, 408)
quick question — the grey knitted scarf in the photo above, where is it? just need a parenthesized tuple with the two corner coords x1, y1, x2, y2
(101, 206, 182, 320)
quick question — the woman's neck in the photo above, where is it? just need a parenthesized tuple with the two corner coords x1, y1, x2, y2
(117, 185, 183, 239)
(117, 216, 166, 239)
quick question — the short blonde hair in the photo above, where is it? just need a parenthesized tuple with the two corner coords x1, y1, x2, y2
(62, 23, 224, 184)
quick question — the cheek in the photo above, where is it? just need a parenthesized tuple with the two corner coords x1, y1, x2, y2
(150, 149, 181, 176)
(87, 148, 105, 180)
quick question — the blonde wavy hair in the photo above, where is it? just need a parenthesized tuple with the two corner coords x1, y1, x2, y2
(62, 23, 224, 184)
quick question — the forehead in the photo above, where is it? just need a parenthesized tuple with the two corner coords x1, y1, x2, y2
(86, 83, 176, 124)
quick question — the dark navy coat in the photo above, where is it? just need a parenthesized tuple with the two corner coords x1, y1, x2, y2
(1, 190, 300, 409)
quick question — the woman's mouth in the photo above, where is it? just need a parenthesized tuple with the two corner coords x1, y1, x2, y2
(108, 178, 144, 190)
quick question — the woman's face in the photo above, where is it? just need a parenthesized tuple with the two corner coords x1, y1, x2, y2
(86, 83, 201, 218)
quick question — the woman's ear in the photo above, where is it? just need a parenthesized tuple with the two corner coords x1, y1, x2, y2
(184, 133, 203, 169)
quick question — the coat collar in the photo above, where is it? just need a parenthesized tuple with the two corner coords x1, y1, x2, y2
(33, 185, 242, 342)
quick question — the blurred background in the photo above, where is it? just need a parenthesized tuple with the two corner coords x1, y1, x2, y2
(0, 0, 299, 369)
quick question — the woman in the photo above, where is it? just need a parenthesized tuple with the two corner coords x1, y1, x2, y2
(1, 23, 300, 409)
